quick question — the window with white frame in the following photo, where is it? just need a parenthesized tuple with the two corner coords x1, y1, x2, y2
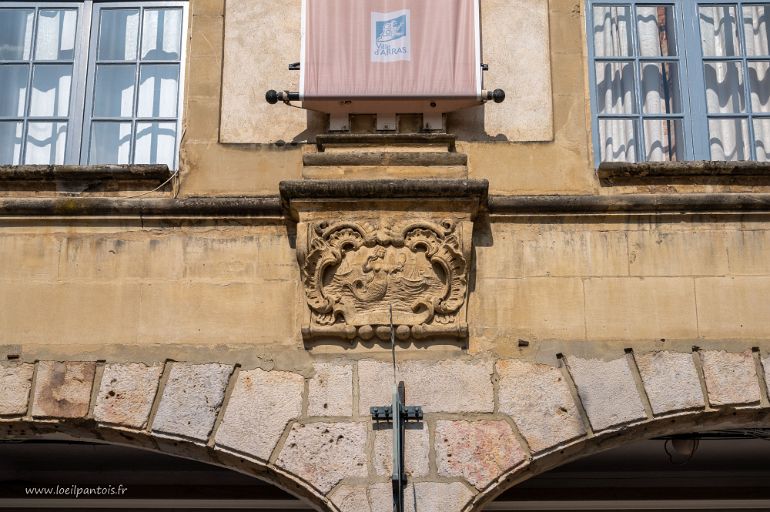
(0, 1, 187, 168)
(587, 1, 770, 163)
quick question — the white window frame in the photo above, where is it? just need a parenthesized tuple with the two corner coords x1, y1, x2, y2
(587, 0, 770, 165)
(0, 0, 188, 169)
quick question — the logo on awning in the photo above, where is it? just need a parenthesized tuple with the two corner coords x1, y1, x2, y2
(371, 10, 410, 62)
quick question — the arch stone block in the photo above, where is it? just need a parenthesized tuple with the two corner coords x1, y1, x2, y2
(496, 359, 585, 452)
(636, 351, 704, 415)
(0, 362, 34, 416)
(94, 363, 163, 429)
(700, 350, 762, 406)
(276, 421, 368, 494)
(151, 362, 233, 442)
(566, 356, 647, 431)
(214, 368, 304, 460)
(435, 419, 527, 490)
(31, 361, 96, 419)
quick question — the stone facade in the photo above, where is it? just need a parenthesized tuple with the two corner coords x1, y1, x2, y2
(4, 0, 770, 510)
(2, 354, 770, 510)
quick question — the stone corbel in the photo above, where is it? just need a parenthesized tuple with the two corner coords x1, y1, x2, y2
(280, 179, 488, 343)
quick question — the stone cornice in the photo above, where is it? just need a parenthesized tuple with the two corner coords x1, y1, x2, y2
(3, 193, 770, 217)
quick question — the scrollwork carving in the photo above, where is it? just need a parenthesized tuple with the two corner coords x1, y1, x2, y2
(298, 217, 470, 341)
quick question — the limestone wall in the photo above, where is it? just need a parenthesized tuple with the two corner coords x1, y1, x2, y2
(180, 0, 594, 197)
(3, 214, 770, 362)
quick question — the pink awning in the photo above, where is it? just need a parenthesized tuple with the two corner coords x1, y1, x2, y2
(301, 0, 481, 101)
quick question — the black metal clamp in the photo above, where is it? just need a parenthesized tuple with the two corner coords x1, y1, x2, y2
(371, 382, 423, 512)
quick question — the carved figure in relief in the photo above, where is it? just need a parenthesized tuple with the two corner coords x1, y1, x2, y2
(298, 217, 470, 341)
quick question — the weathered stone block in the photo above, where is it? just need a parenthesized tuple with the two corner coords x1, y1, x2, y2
(369, 482, 475, 512)
(152, 363, 232, 442)
(628, 230, 730, 277)
(308, 362, 353, 417)
(496, 359, 585, 452)
(696, 277, 770, 339)
(31, 361, 96, 418)
(94, 363, 163, 428)
(700, 350, 761, 406)
(584, 277, 698, 341)
(215, 368, 303, 460)
(0, 363, 34, 416)
(435, 420, 526, 490)
(567, 356, 647, 431)
(329, 485, 371, 512)
(374, 426, 429, 477)
(275, 422, 368, 494)
(358, 359, 494, 414)
(636, 352, 704, 415)
(474, 277, 587, 341)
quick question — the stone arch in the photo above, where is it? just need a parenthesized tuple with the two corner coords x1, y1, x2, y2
(3, 349, 769, 512)
(0, 360, 341, 511)
(462, 349, 770, 511)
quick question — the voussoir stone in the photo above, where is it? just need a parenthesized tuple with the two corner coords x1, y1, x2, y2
(215, 368, 303, 460)
(700, 350, 761, 406)
(308, 361, 353, 417)
(151, 362, 232, 442)
(329, 485, 371, 512)
(369, 481, 476, 512)
(636, 351, 705, 415)
(31, 361, 96, 418)
(374, 425, 429, 477)
(496, 359, 585, 452)
(435, 419, 526, 490)
(94, 363, 163, 429)
(0, 363, 35, 416)
(358, 359, 494, 414)
(763, 354, 770, 398)
(275, 422, 367, 494)
(567, 356, 646, 431)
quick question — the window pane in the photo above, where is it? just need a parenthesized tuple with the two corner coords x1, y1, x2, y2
(709, 117, 750, 160)
(141, 8, 183, 61)
(754, 117, 770, 160)
(699, 5, 740, 57)
(743, 5, 770, 56)
(98, 9, 139, 61)
(35, 9, 77, 61)
(637, 5, 677, 57)
(29, 65, 72, 117)
(599, 118, 638, 162)
(593, 5, 633, 57)
(135, 122, 176, 166)
(641, 62, 681, 114)
(138, 64, 179, 117)
(25, 122, 67, 164)
(644, 118, 684, 161)
(89, 121, 132, 164)
(0, 9, 33, 60)
(595, 61, 637, 114)
(93, 65, 135, 117)
(0, 122, 23, 165)
(0, 65, 29, 117)
(704, 61, 745, 113)
(749, 61, 770, 112)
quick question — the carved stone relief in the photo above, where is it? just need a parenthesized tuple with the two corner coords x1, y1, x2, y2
(297, 216, 471, 341)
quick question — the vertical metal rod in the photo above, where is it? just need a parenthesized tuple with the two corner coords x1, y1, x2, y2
(389, 305, 404, 512)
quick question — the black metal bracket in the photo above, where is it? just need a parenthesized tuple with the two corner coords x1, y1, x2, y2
(371, 381, 423, 512)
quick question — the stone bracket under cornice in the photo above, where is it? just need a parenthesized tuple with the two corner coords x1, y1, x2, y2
(280, 179, 489, 344)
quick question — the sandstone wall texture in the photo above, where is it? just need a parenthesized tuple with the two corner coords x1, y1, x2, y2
(3, 351, 770, 511)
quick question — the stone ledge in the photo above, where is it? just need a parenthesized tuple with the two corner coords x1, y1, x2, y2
(303, 151, 467, 167)
(0, 164, 171, 182)
(315, 133, 457, 152)
(598, 161, 770, 185)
